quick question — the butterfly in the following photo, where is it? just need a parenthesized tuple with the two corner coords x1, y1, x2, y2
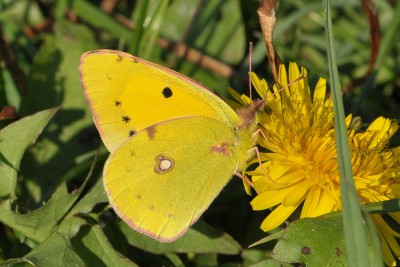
(79, 50, 261, 242)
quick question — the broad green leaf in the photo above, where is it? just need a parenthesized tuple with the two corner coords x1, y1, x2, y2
(119, 220, 241, 255)
(18, 20, 99, 208)
(0, 157, 91, 243)
(25, 232, 85, 267)
(190, 253, 218, 266)
(0, 258, 33, 266)
(271, 214, 349, 265)
(242, 249, 271, 265)
(0, 233, 84, 267)
(250, 259, 293, 267)
(71, 224, 138, 267)
(248, 213, 377, 265)
(58, 172, 108, 238)
(0, 108, 58, 199)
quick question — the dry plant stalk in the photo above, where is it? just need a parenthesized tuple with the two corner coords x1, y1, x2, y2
(257, 0, 281, 82)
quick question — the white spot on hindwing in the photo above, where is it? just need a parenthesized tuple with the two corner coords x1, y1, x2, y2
(154, 155, 174, 174)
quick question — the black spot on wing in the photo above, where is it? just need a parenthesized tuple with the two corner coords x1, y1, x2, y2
(122, 116, 131, 123)
(128, 130, 136, 137)
(162, 87, 173, 98)
(115, 101, 121, 106)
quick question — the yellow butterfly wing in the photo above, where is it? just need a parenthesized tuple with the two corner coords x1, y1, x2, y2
(80, 50, 240, 153)
(104, 116, 253, 242)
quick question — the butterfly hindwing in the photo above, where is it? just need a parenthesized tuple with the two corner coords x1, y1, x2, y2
(104, 116, 239, 242)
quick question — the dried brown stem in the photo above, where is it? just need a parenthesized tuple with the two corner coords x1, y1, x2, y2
(257, 0, 281, 82)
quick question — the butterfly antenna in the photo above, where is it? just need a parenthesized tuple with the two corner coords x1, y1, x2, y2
(253, 73, 307, 115)
(248, 42, 253, 100)
(262, 73, 307, 101)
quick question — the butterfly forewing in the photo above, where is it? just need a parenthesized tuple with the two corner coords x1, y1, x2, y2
(80, 50, 239, 153)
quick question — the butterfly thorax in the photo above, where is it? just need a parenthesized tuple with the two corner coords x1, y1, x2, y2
(232, 99, 263, 171)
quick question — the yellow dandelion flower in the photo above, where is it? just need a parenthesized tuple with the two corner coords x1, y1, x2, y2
(238, 63, 400, 266)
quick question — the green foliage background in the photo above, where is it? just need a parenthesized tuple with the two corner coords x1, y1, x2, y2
(0, 0, 399, 266)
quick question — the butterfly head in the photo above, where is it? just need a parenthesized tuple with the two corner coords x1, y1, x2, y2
(236, 99, 263, 130)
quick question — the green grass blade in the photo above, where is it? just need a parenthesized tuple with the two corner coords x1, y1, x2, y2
(324, 1, 375, 266)
(365, 199, 400, 213)
(129, 0, 149, 55)
(138, 0, 170, 59)
(71, 1, 132, 40)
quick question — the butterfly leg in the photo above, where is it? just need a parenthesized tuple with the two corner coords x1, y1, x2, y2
(234, 162, 258, 195)
(234, 168, 254, 187)
(250, 129, 287, 186)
